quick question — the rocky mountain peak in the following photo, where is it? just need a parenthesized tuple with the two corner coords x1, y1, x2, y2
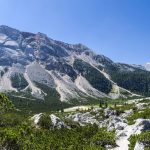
(0, 25, 20, 39)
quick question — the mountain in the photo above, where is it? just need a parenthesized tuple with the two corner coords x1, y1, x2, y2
(145, 62, 150, 71)
(0, 25, 150, 110)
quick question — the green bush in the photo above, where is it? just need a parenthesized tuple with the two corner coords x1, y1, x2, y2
(11, 74, 28, 90)
(0, 123, 116, 150)
(127, 109, 150, 125)
(0, 94, 117, 150)
(129, 131, 150, 150)
(92, 128, 116, 147)
(38, 113, 53, 129)
(73, 59, 112, 94)
(0, 93, 14, 114)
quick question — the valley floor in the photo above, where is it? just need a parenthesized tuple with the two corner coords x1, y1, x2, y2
(61, 97, 150, 150)
(1, 94, 150, 150)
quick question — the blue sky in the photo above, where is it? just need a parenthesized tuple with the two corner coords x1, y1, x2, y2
(0, 0, 149, 65)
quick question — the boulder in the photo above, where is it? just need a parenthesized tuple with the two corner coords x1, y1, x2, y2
(136, 103, 148, 110)
(104, 108, 115, 117)
(31, 113, 43, 127)
(50, 114, 66, 129)
(134, 119, 150, 133)
(31, 113, 66, 129)
(134, 142, 144, 150)
(121, 109, 133, 118)
(67, 112, 99, 126)
(107, 116, 127, 131)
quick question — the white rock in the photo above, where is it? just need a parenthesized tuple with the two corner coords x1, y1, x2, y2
(115, 122, 128, 130)
(136, 103, 147, 110)
(113, 119, 150, 150)
(134, 142, 144, 150)
(91, 107, 102, 113)
(107, 116, 127, 131)
(104, 108, 115, 117)
(50, 114, 66, 129)
(121, 109, 133, 118)
(68, 112, 100, 126)
(31, 113, 43, 127)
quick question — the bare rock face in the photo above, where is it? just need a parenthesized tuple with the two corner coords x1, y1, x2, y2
(0, 25, 149, 103)
(0, 25, 114, 102)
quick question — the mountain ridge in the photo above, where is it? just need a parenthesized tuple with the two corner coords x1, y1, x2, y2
(0, 25, 150, 109)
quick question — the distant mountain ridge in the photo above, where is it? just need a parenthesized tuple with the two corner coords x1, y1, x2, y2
(0, 25, 150, 109)
(145, 62, 150, 71)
